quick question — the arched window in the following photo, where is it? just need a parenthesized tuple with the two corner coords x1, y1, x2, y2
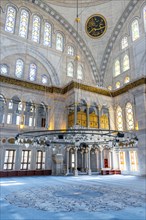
(131, 19, 140, 41)
(108, 86, 112, 90)
(68, 46, 74, 56)
(77, 65, 83, 80)
(67, 62, 74, 77)
(125, 102, 134, 130)
(116, 106, 123, 131)
(44, 22, 52, 47)
(124, 76, 130, 84)
(19, 10, 29, 38)
(18, 102, 23, 111)
(29, 64, 37, 81)
(143, 6, 146, 32)
(5, 6, 16, 33)
(0, 64, 8, 75)
(15, 59, 24, 78)
(8, 100, 13, 109)
(32, 15, 41, 43)
(121, 36, 128, 49)
(56, 33, 63, 51)
(116, 81, 120, 89)
(0, 95, 5, 123)
(41, 75, 48, 84)
(123, 54, 130, 72)
(114, 60, 120, 77)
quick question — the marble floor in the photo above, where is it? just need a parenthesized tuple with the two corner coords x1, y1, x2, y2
(0, 175, 146, 220)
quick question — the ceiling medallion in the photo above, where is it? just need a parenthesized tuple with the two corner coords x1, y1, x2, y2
(85, 14, 107, 39)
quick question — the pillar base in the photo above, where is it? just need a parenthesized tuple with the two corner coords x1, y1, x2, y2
(74, 169, 78, 176)
(88, 169, 92, 175)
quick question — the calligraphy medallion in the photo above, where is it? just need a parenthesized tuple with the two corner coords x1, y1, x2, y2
(85, 14, 107, 39)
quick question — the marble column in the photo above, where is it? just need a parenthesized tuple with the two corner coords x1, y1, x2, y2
(66, 148, 70, 175)
(74, 147, 78, 176)
(85, 148, 88, 172)
(81, 150, 84, 172)
(125, 150, 130, 173)
(88, 145, 92, 175)
(95, 149, 100, 171)
(99, 147, 104, 169)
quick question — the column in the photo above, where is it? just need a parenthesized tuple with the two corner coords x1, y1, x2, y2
(88, 145, 92, 175)
(85, 148, 88, 172)
(74, 147, 78, 176)
(99, 147, 104, 169)
(86, 105, 90, 128)
(66, 148, 70, 175)
(81, 150, 84, 172)
(95, 149, 99, 171)
(125, 150, 130, 173)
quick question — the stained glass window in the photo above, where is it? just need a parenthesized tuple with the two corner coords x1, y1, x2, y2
(131, 19, 140, 41)
(42, 75, 48, 84)
(15, 59, 24, 78)
(123, 54, 130, 72)
(0, 64, 8, 75)
(5, 6, 16, 33)
(121, 36, 128, 49)
(77, 65, 83, 80)
(29, 64, 37, 81)
(116, 81, 120, 89)
(125, 102, 134, 130)
(44, 22, 52, 47)
(32, 15, 40, 43)
(114, 60, 120, 76)
(116, 106, 123, 131)
(68, 46, 74, 56)
(56, 33, 63, 51)
(108, 86, 112, 90)
(67, 62, 74, 77)
(124, 76, 130, 84)
(119, 152, 126, 171)
(19, 10, 29, 38)
(143, 6, 146, 32)
(130, 151, 138, 171)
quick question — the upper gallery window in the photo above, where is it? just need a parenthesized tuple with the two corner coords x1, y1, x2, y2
(41, 75, 48, 84)
(32, 15, 41, 43)
(131, 19, 140, 41)
(121, 36, 128, 49)
(67, 46, 74, 56)
(0, 64, 8, 75)
(124, 76, 130, 84)
(19, 10, 29, 38)
(67, 62, 74, 77)
(116, 106, 123, 131)
(114, 60, 120, 77)
(15, 59, 24, 78)
(18, 102, 23, 111)
(44, 22, 52, 47)
(123, 54, 130, 72)
(125, 102, 134, 130)
(5, 6, 16, 33)
(8, 100, 13, 109)
(143, 6, 146, 32)
(77, 64, 83, 80)
(56, 33, 63, 51)
(29, 63, 37, 81)
(116, 81, 120, 89)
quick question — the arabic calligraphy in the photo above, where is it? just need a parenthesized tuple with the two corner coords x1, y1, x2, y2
(85, 14, 107, 38)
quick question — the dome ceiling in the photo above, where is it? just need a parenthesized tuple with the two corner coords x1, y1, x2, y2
(46, 0, 111, 7)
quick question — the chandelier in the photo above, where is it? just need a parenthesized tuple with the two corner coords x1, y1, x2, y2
(15, 127, 138, 150)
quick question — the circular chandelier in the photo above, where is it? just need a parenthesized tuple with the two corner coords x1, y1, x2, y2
(15, 127, 138, 150)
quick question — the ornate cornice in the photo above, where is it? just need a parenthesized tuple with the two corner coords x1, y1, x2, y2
(1, 75, 146, 97)
(25, 0, 100, 84)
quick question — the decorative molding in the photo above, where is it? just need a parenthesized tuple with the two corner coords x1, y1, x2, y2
(1, 75, 146, 97)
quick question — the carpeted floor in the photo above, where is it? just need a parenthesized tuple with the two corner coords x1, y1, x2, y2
(0, 175, 146, 220)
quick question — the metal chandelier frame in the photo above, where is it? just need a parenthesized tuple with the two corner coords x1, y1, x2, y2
(15, 127, 138, 150)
